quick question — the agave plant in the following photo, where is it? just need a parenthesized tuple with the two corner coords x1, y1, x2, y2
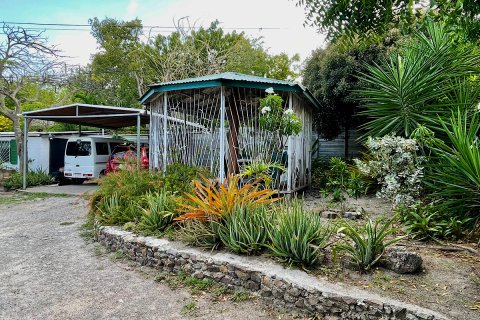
(216, 204, 271, 255)
(139, 191, 177, 233)
(174, 174, 278, 221)
(334, 217, 403, 271)
(268, 199, 331, 267)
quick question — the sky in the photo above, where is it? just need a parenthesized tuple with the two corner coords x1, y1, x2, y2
(0, 0, 326, 67)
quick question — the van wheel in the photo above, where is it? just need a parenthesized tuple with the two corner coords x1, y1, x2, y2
(99, 170, 105, 178)
(72, 179, 85, 185)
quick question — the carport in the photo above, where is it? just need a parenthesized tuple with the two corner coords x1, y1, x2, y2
(21, 104, 149, 190)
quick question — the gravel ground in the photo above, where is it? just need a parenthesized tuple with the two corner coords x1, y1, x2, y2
(0, 196, 286, 320)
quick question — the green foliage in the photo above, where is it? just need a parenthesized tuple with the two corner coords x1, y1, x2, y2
(312, 157, 367, 200)
(296, 0, 418, 40)
(164, 163, 209, 194)
(358, 22, 480, 139)
(302, 33, 398, 140)
(175, 219, 220, 250)
(335, 217, 402, 271)
(3, 168, 53, 190)
(217, 205, 271, 255)
(268, 199, 331, 267)
(354, 135, 424, 205)
(427, 109, 480, 219)
(139, 191, 177, 233)
(240, 160, 285, 188)
(0, 116, 13, 132)
(297, 0, 480, 41)
(397, 202, 474, 240)
(259, 91, 302, 137)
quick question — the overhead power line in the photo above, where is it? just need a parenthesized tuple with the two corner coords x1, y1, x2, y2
(1, 21, 281, 31)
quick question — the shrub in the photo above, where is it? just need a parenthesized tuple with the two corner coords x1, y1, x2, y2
(164, 163, 209, 194)
(4, 168, 53, 190)
(268, 199, 331, 267)
(397, 201, 474, 241)
(334, 217, 402, 271)
(240, 160, 285, 189)
(217, 205, 271, 255)
(139, 191, 178, 233)
(175, 174, 278, 222)
(354, 135, 424, 206)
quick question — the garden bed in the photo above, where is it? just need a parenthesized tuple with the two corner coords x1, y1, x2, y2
(96, 226, 447, 320)
(302, 191, 480, 320)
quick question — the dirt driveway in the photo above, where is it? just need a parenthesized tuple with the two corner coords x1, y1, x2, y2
(0, 196, 286, 320)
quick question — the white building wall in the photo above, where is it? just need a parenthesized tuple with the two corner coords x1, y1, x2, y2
(0, 135, 50, 172)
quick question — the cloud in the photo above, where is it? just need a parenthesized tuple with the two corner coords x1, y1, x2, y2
(126, 0, 139, 18)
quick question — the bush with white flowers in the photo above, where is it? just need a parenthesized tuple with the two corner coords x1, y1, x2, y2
(354, 135, 424, 206)
(258, 87, 302, 137)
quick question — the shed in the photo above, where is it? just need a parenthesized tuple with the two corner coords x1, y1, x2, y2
(140, 72, 320, 193)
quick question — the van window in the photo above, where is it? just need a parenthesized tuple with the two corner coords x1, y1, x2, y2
(95, 142, 109, 155)
(66, 141, 91, 156)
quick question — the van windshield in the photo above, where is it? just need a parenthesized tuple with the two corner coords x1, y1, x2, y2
(66, 141, 91, 156)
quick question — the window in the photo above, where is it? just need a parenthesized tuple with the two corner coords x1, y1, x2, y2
(66, 141, 91, 156)
(95, 142, 109, 155)
(0, 141, 9, 163)
(0, 140, 16, 164)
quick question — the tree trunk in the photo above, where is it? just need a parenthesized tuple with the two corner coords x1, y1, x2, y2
(12, 117, 26, 174)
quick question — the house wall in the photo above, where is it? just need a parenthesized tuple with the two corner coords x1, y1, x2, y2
(0, 135, 50, 171)
(311, 129, 362, 160)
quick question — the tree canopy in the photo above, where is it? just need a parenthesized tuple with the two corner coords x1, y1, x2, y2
(296, 0, 480, 42)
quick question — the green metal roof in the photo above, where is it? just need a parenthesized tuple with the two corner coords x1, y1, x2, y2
(139, 72, 320, 109)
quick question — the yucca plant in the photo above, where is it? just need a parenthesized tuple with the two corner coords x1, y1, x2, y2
(268, 199, 331, 267)
(428, 109, 480, 216)
(174, 174, 279, 222)
(216, 204, 271, 255)
(358, 21, 480, 139)
(139, 191, 177, 233)
(334, 217, 403, 271)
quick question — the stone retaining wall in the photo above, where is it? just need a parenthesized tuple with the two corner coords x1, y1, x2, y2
(97, 226, 448, 320)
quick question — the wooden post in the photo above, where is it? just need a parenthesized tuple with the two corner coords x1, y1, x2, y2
(219, 86, 226, 182)
(287, 93, 294, 194)
(163, 92, 168, 173)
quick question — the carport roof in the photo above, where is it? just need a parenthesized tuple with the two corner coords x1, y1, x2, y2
(22, 104, 149, 129)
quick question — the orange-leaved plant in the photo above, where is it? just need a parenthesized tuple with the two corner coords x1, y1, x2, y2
(174, 174, 279, 221)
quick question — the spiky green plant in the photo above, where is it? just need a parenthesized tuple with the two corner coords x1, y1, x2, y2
(428, 109, 480, 216)
(334, 217, 403, 271)
(358, 22, 480, 139)
(268, 199, 331, 267)
(240, 160, 285, 188)
(139, 191, 177, 233)
(217, 205, 271, 255)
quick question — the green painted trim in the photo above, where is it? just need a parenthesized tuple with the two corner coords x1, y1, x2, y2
(221, 80, 300, 93)
(140, 80, 223, 103)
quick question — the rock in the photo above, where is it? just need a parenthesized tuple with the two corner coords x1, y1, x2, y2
(322, 211, 340, 219)
(384, 249, 423, 274)
(343, 211, 362, 220)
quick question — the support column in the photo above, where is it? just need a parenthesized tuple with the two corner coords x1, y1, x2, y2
(287, 93, 294, 194)
(162, 92, 168, 173)
(219, 86, 226, 182)
(136, 113, 141, 170)
(22, 117, 28, 190)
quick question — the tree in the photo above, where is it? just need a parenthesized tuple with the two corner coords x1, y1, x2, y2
(88, 18, 301, 107)
(358, 22, 480, 139)
(296, 0, 480, 42)
(302, 32, 399, 157)
(0, 24, 65, 173)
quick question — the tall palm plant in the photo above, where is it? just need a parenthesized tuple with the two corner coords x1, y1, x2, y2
(358, 22, 480, 139)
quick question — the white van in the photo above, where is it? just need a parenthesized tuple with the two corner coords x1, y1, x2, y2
(63, 137, 124, 184)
